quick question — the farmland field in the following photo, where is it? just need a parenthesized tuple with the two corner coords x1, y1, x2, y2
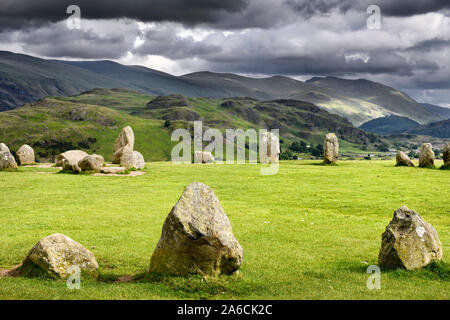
(0, 160, 448, 300)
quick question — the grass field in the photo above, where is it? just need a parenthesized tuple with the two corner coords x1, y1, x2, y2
(0, 160, 448, 300)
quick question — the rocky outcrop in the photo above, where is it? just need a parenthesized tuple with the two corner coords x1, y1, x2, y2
(120, 150, 145, 170)
(17, 144, 35, 165)
(378, 206, 443, 270)
(149, 182, 243, 276)
(418, 143, 435, 167)
(193, 151, 215, 164)
(113, 126, 135, 164)
(396, 151, 414, 167)
(323, 133, 339, 164)
(147, 95, 191, 109)
(20, 233, 99, 279)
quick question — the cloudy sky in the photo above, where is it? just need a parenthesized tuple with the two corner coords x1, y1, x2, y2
(0, 0, 449, 106)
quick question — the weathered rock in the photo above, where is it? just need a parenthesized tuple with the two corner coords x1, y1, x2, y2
(55, 150, 88, 166)
(113, 126, 135, 164)
(396, 151, 414, 167)
(443, 142, 450, 167)
(78, 154, 104, 172)
(193, 151, 215, 163)
(101, 166, 127, 174)
(62, 158, 81, 173)
(419, 143, 435, 167)
(20, 233, 98, 279)
(149, 182, 243, 276)
(0, 151, 18, 170)
(260, 131, 280, 164)
(378, 206, 443, 270)
(323, 133, 339, 164)
(0, 143, 10, 153)
(17, 144, 35, 165)
(120, 150, 145, 169)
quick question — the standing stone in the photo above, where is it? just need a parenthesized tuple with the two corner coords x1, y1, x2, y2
(113, 126, 135, 164)
(55, 150, 88, 166)
(78, 154, 105, 172)
(17, 144, 35, 165)
(396, 151, 414, 167)
(0, 143, 10, 153)
(120, 150, 145, 170)
(20, 233, 98, 279)
(378, 206, 443, 270)
(149, 182, 243, 276)
(323, 133, 339, 164)
(260, 131, 280, 164)
(0, 151, 18, 170)
(418, 143, 435, 167)
(443, 142, 450, 167)
(193, 151, 215, 163)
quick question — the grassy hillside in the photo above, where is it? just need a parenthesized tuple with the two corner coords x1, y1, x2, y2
(0, 88, 386, 162)
(360, 115, 420, 135)
(0, 160, 448, 299)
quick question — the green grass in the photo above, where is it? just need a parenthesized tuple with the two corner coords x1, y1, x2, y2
(0, 160, 448, 300)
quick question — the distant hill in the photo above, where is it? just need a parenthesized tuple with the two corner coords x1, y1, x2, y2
(0, 89, 386, 162)
(359, 115, 420, 135)
(419, 103, 450, 121)
(406, 119, 450, 138)
(0, 51, 445, 126)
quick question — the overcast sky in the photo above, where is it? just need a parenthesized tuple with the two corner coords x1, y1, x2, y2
(0, 0, 449, 106)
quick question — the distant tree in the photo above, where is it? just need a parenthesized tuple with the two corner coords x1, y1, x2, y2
(311, 143, 324, 157)
(164, 120, 171, 128)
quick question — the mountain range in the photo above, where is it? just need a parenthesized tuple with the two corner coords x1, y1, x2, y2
(1, 50, 449, 126)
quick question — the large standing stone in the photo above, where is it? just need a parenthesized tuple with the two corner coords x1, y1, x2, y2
(113, 126, 135, 164)
(149, 182, 243, 276)
(20, 233, 99, 279)
(396, 151, 414, 167)
(0, 143, 10, 153)
(378, 206, 443, 270)
(323, 133, 339, 164)
(419, 143, 435, 167)
(0, 151, 18, 170)
(260, 131, 280, 164)
(78, 154, 105, 172)
(55, 150, 88, 167)
(17, 144, 35, 165)
(193, 151, 215, 163)
(443, 142, 450, 167)
(120, 150, 145, 169)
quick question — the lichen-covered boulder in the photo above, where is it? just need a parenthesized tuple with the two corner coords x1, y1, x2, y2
(260, 131, 280, 164)
(0, 151, 18, 171)
(396, 151, 414, 167)
(149, 182, 243, 276)
(193, 151, 215, 164)
(20, 233, 99, 279)
(120, 150, 145, 169)
(443, 142, 450, 167)
(419, 143, 435, 167)
(0, 142, 10, 153)
(113, 126, 135, 164)
(55, 150, 88, 167)
(323, 133, 339, 164)
(378, 206, 443, 270)
(78, 154, 104, 172)
(17, 144, 35, 165)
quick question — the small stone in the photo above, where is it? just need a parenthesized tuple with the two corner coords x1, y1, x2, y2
(323, 133, 339, 164)
(78, 154, 105, 172)
(378, 206, 443, 270)
(418, 143, 435, 167)
(193, 151, 215, 163)
(16, 144, 35, 165)
(396, 151, 414, 167)
(20, 233, 99, 279)
(120, 150, 145, 169)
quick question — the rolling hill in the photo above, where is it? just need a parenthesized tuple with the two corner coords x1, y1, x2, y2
(0, 88, 386, 162)
(0, 51, 446, 126)
(359, 115, 420, 135)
